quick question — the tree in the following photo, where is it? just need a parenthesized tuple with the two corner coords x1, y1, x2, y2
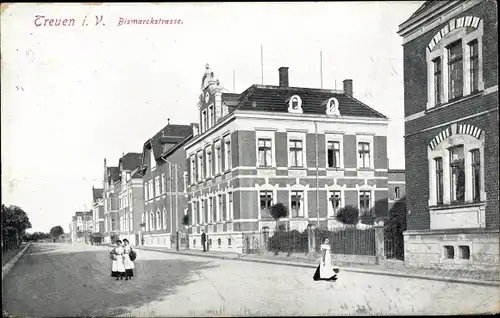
(50, 226, 64, 238)
(335, 206, 359, 225)
(269, 202, 289, 232)
(1, 205, 32, 247)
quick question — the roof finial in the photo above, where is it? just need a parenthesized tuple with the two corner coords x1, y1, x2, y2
(167, 118, 170, 125)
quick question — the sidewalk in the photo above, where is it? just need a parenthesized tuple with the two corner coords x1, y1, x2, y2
(136, 245, 500, 287)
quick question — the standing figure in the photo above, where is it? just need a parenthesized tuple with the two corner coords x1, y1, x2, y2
(201, 229, 207, 252)
(313, 238, 339, 281)
(110, 239, 126, 280)
(122, 239, 135, 280)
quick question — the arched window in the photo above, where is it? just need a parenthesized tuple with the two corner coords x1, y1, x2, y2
(156, 210, 161, 230)
(149, 211, 154, 231)
(288, 95, 303, 114)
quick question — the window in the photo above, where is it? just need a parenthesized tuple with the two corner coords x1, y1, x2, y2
(359, 191, 371, 215)
(201, 200, 205, 224)
(358, 142, 371, 168)
(329, 191, 341, 216)
(162, 207, 166, 230)
(471, 149, 481, 202)
(469, 40, 479, 93)
(288, 95, 303, 113)
(258, 139, 272, 167)
(290, 190, 303, 217)
(449, 146, 465, 203)
(209, 105, 215, 127)
(211, 196, 216, 223)
(221, 194, 227, 221)
(161, 173, 165, 194)
(197, 152, 203, 181)
(192, 202, 197, 225)
(289, 140, 303, 167)
(149, 212, 154, 231)
(459, 245, 470, 260)
(260, 190, 273, 217)
(395, 187, 400, 199)
(190, 156, 196, 184)
(205, 148, 212, 178)
(447, 40, 463, 100)
(435, 157, 444, 205)
(291, 97, 299, 109)
(155, 177, 160, 197)
(201, 110, 207, 133)
(217, 194, 223, 221)
(444, 245, 454, 259)
(129, 214, 133, 231)
(227, 192, 233, 220)
(150, 149, 156, 170)
(183, 172, 188, 194)
(198, 201, 203, 224)
(433, 57, 442, 105)
(156, 211, 161, 230)
(327, 141, 340, 168)
(149, 180, 154, 199)
(215, 144, 222, 174)
(208, 196, 213, 223)
(224, 138, 232, 171)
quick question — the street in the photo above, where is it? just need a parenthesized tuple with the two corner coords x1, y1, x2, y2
(2, 243, 499, 317)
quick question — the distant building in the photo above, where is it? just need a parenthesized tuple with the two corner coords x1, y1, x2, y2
(103, 153, 144, 245)
(398, 0, 498, 269)
(91, 186, 104, 242)
(184, 64, 393, 253)
(139, 122, 194, 247)
(69, 211, 93, 244)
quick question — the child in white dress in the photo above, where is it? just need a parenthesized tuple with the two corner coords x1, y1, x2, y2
(122, 239, 135, 280)
(110, 240, 126, 280)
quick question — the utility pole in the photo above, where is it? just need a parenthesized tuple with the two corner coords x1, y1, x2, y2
(175, 163, 178, 236)
(315, 121, 320, 228)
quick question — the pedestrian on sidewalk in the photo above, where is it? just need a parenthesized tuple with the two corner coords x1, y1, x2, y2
(109, 239, 126, 280)
(122, 239, 135, 280)
(313, 237, 338, 282)
(201, 230, 207, 252)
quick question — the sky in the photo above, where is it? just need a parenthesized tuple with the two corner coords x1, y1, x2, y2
(1, 2, 424, 233)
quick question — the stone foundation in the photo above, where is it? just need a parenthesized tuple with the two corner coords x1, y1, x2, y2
(189, 232, 245, 253)
(143, 234, 173, 249)
(403, 228, 499, 270)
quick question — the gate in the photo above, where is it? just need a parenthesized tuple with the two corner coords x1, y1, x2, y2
(242, 232, 264, 254)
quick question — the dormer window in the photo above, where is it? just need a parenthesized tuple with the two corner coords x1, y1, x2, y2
(326, 97, 340, 116)
(150, 149, 156, 171)
(288, 95, 303, 114)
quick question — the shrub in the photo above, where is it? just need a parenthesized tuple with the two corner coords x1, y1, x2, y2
(335, 206, 359, 225)
(268, 229, 308, 255)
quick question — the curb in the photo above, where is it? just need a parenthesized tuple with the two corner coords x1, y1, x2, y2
(2, 243, 31, 280)
(137, 246, 500, 287)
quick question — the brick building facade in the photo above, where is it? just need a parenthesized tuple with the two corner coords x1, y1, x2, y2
(398, 0, 498, 269)
(140, 123, 194, 248)
(103, 153, 144, 245)
(184, 64, 394, 253)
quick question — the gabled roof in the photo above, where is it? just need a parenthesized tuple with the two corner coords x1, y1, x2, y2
(234, 85, 388, 119)
(92, 187, 103, 202)
(143, 123, 193, 164)
(119, 152, 142, 171)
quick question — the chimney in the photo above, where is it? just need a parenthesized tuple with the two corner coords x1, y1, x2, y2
(167, 118, 170, 125)
(343, 79, 353, 96)
(278, 67, 289, 87)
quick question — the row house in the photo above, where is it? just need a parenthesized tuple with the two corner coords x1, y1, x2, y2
(69, 211, 93, 244)
(184, 64, 392, 252)
(91, 186, 104, 240)
(398, 0, 498, 269)
(139, 122, 194, 247)
(102, 153, 143, 245)
(116, 153, 144, 245)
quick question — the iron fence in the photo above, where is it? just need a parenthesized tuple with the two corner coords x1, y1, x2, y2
(314, 227, 376, 256)
(384, 236, 404, 260)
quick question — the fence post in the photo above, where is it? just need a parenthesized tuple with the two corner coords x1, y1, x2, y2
(374, 220, 385, 265)
(307, 224, 317, 255)
(262, 228, 269, 253)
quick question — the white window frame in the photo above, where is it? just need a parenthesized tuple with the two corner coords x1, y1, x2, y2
(162, 207, 167, 230)
(190, 155, 196, 184)
(289, 185, 306, 218)
(149, 180, 154, 199)
(149, 211, 154, 231)
(428, 129, 485, 207)
(191, 201, 197, 225)
(227, 191, 233, 220)
(356, 135, 374, 169)
(129, 213, 133, 231)
(325, 134, 344, 169)
(255, 130, 276, 168)
(426, 16, 484, 109)
(224, 135, 232, 172)
(216, 193, 222, 222)
(156, 209, 161, 230)
(327, 184, 346, 217)
(287, 132, 307, 168)
(197, 151, 203, 182)
(357, 187, 373, 216)
(144, 183, 148, 200)
(256, 184, 277, 219)
(214, 140, 222, 175)
(201, 110, 207, 133)
(155, 176, 160, 198)
(288, 95, 303, 114)
(205, 146, 212, 179)
(150, 149, 156, 171)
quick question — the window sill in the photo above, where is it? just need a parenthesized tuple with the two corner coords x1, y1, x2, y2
(426, 91, 483, 114)
(429, 201, 486, 211)
(257, 166, 275, 169)
(289, 167, 307, 170)
(327, 167, 343, 171)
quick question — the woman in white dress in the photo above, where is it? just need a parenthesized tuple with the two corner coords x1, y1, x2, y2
(110, 239, 126, 280)
(313, 238, 338, 281)
(122, 239, 135, 280)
